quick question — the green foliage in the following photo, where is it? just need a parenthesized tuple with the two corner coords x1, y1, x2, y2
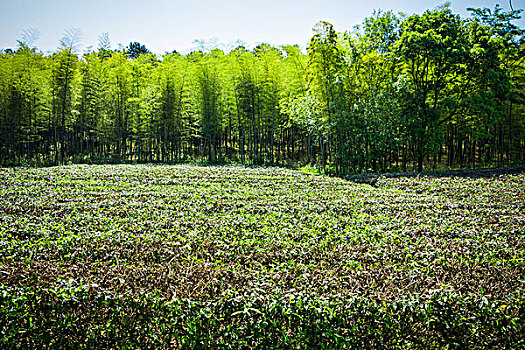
(0, 164, 524, 348)
(0, 5, 524, 173)
(126, 42, 151, 59)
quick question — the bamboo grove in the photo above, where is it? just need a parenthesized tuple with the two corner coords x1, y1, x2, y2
(1, 5, 524, 174)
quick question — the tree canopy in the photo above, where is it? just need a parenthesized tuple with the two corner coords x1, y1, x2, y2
(1, 5, 524, 174)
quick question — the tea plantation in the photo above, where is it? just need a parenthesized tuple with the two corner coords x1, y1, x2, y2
(0, 165, 523, 349)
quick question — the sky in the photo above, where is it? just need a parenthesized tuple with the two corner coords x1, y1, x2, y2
(1, 0, 523, 55)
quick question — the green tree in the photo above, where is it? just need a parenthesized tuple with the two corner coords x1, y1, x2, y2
(397, 6, 468, 172)
(307, 21, 343, 171)
(51, 29, 81, 164)
(158, 52, 186, 162)
(194, 50, 223, 161)
(126, 42, 151, 59)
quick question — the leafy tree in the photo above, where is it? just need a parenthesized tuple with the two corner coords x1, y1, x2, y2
(52, 29, 81, 164)
(467, 5, 525, 164)
(0, 41, 50, 164)
(158, 52, 185, 162)
(126, 42, 151, 59)
(307, 21, 343, 170)
(0, 7, 523, 171)
(396, 6, 468, 171)
(194, 50, 222, 161)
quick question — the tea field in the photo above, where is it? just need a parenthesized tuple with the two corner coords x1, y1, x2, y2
(0, 164, 524, 349)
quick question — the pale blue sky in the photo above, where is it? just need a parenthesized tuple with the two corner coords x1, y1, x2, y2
(1, 0, 523, 54)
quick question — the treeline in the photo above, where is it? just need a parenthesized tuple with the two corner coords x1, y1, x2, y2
(1, 5, 524, 174)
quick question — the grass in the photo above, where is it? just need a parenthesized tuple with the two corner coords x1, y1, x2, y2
(0, 164, 524, 349)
